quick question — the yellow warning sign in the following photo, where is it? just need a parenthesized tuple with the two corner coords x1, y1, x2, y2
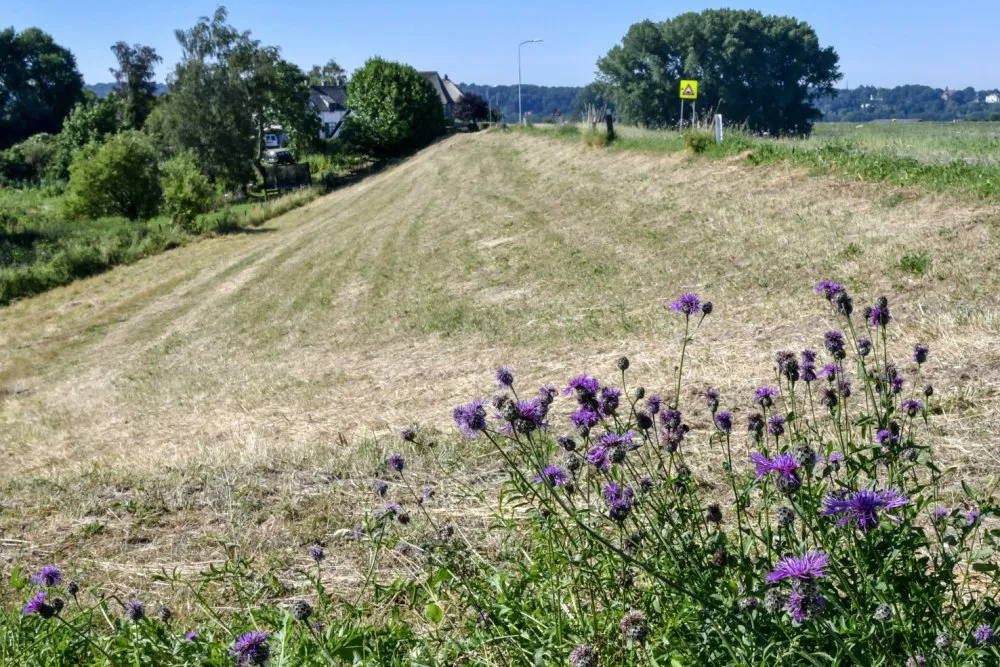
(680, 80, 698, 99)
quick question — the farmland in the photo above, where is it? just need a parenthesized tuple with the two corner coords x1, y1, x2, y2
(4, 126, 1000, 662)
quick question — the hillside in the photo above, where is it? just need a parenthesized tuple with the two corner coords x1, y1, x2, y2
(2, 130, 1000, 592)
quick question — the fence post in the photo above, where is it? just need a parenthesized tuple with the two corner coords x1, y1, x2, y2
(605, 111, 615, 141)
(714, 114, 724, 143)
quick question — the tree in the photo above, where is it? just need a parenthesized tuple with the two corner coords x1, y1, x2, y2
(597, 10, 841, 134)
(161, 152, 215, 230)
(0, 27, 84, 149)
(158, 7, 318, 186)
(453, 92, 489, 122)
(109, 42, 162, 129)
(342, 57, 445, 157)
(308, 59, 347, 87)
(63, 131, 161, 220)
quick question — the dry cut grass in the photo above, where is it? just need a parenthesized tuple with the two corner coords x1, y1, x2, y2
(2, 131, 1000, 607)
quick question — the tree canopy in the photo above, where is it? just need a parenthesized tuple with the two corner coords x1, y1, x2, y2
(343, 57, 445, 157)
(110, 42, 162, 129)
(308, 60, 347, 87)
(597, 10, 841, 134)
(0, 27, 84, 149)
(453, 92, 489, 122)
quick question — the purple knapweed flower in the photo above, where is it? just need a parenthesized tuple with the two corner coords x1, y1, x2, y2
(597, 431, 637, 451)
(399, 426, 417, 442)
(891, 376, 905, 395)
(838, 378, 852, 398)
(570, 406, 601, 430)
(857, 337, 873, 356)
(932, 507, 949, 522)
(913, 345, 929, 365)
(824, 331, 846, 358)
(868, 302, 891, 328)
(23, 591, 48, 616)
(768, 415, 785, 437)
(751, 452, 799, 482)
(603, 483, 636, 522)
(704, 388, 720, 412)
(822, 487, 907, 531)
(32, 566, 62, 588)
(660, 408, 682, 429)
(535, 465, 568, 487)
(646, 395, 663, 416)
(185, 630, 198, 641)
(374, 480, 388, 497)
(495, 366, 514, 389)
(586, 445, 610, 471)
(599, 387, 621, 416)
(801, 349, 817, 382)
(906, 657, 927, 667)
(976, 624, 994, 645)
(714, 411, 733, 434)
(125, 599, 145, 622)
(669, 292, 701, 316)
(754, 387, 778, 408)
(510, 399, 548, 429)
(968, 509, 981, 527)
(564, 374, 601, 401)
(828, 452, 844, 463)
(876, 429, 900, 447)
(384, 501, 402, 517)
(816, 280, 846, 301)
(820, 363, 837, 381)
(232, 630, 270, 666)
(766, 550, 830, 583)
(388, 453, 405, 473)
(569, 645, 596, 667)
(901, 399, 923, 417)
(786, 589, 821, 623)
(453, 400, 487, 438)
(309, 545, 325, 563)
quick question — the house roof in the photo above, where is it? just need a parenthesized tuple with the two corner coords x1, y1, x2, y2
(420, 72, 463, 106)
(310, 86, 347, 112)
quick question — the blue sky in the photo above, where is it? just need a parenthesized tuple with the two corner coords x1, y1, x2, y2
(3, 0, 998, 89)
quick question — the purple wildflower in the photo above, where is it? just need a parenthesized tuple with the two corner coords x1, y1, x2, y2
(901, 399, 923, 417)
(824, 331, 846, 358)
(820, 363, 837, 381)
(669, 292, 701, 316)
(891, 376, 905, 395)
(932, 507, 949, 522)
(766, 551, 830, 583)
(232, 630, 270, 666)
(906, 657, 927, 667)
(868, 301, 891, 327)
(801, 349, 817, 382)
(786, 589, 812, 623)
(569, 645, 597, 667)
(646, 395, 663, 416)
(556, 435, 576, 451)
(586, 445, 610, 471)
(857, 337, 873, 356)
(838, 378, 852, 397)
(976, 624, 994, 645)
(816, 280, 846, 301)
(535, 465, 568, 487)
(704, 388, 720, 412)
(570, 406, 601, 430)
(599, 386, 621, 416)
(828, 452, 844, 463)
(754, 386, 778, 408)
(495, 366, 514, 389)
(399, 426, 417, 442)
(597, 431, 637, 450)
(767, 415, 785, 437)
(714, 411, 733, 434)
(968, 509, 980, 527)
(603, 483, 636, 522)
(388, 453, 405, 473)
(751, 452, 799, 482)
(23, 591, 48, 616)
(507, 398, 549, 432)
(453, 401, 487, 438)
(661, 408, 682, 429)
(913, 345, 929, 365)
(185, 631, 198, 641)
(564, 374, 600, 401)
(822, 487, 907, 531)
(876, 429, 899, 447)
(309, 545, 325, 563)
(383, 501, 402, 517)
(374, 480, 388, 497)
(125, 600, 145, 622)
(32, 566, 62, 588)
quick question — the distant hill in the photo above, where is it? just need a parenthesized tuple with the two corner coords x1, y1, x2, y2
(813, 85, 1000, 122)
(459, 84, 584, 121)
(86, 82, 167, 98)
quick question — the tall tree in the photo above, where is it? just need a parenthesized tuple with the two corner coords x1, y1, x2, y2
(109, 42, 162, 129)
(0, 27, 84, 149)
(159, 7, 317, 187)
(453, 92, 488, 122)
(308, 59, 347, 87)
(598, 10, 840, 134)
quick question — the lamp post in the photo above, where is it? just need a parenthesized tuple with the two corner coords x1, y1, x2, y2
(518, 38, 543, 125)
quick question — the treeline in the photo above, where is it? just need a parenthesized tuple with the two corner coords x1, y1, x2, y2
(815, 85, 1000, 122)
(458, 84, 584, 121)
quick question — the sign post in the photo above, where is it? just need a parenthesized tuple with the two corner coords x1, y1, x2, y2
(679, 79, 698, 130)
(714, 114, 724, 143)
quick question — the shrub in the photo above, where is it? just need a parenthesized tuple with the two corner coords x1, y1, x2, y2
(582, 126, 610, 148)
(63, 131, 161, 221)
(684, 130, 714, 154)
(161, 152, 215, 230)
(899, 250, 932, 276)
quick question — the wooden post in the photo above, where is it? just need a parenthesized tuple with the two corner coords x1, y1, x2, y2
(605, 111, 615, 142)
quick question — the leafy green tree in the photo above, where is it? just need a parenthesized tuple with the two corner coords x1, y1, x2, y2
(308, 59, 347, 86)
(159, 7, 317, 187)
(343, 57, 446, 157)
(161, 152, 215, 230)
(109, 42, 162, 129)
(0, 27, 84, 149)
(63, 131, 161, 220)
(598, 10, 840, 134)
(453, 92, 489, 122)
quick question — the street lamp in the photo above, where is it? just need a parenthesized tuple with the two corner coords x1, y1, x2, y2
(518, 38, 543, 125)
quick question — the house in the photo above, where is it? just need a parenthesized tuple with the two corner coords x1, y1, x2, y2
(309, 86, 350, 139)
(420, 72, 464, 117)
(986, 93, 1000, 104)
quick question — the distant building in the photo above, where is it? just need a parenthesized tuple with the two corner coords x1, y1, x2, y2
(309, 86, 350, 139)
(420, 72, 464, 117)
(986, 93, 1000, 104)
(941, 88, 955, 101)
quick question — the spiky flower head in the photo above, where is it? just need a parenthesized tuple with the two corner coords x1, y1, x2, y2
(766, 551, 829, 584)
(824, 331, 846, 359)
(556, 435, 577, 452)
(636, 410, 653, 430)
(923, 384, 934, 397)
(820, 387, 838, 408)
(571, 406, 601, 431)
(913, 344, 929, 365)
(706, 503, 723, 524)
(738, 596, 760, 612)
(816, 280, 846, 301)
(568, 645, 597, 667)
(185, 631, 198, 641)
(857, 337, 873, 357)
(868, 298, 891, 328)
(564, 374, 601, 401)
(158, 607, 172, 623)
(822, 487, 907, 531)
(714, 411, 732, 434)
(620, 609, 648, 643)
(309, 545, 325, 563)
(754, 387, 778, 408)
(453, 400, 488, 438)
(374, 479, 388, 497)
(645, 394, 662, 415)
(776, 351, 800, 382)
(794, 444, 817, 468)
(125, 600, 145, 622)
(669, 292, 701, 316)
(67, 581, 79, 597)
(399, 426, 417, 442)
(388, 453, 405, 473)
(701, 301, 713, 315)
(976, 624, 994, 645)
(967, 509, 981, 527)
(23, 591, 55, 618)
(633, 386, 645, 400)
(617, 356, 630, 371)
(902, 399, 923, 417)
(751, 452, 799, 482)
(874, 604, 893, 622)
(599, 387, 621, 416)
(535, 465, 569, 487)
(767, 415, 785, 437)
(704, 387, 720, 412)
(763, 588, 788, 614)
(232, 630, 270, 666)
(747, 412, 765, 439)
(495, 366, 514, 389)
(32, 566, 62, 588)
(935, 632, 951, 653)
(906, 657, 927, 667)
(786, 589, 824, 623)
(603, 483, 636, 522)
(292, 599, 313, 622)
(775, 506, 795, 528)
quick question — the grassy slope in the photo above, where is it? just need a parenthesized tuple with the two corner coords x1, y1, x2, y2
(2, 131, 1000, 603)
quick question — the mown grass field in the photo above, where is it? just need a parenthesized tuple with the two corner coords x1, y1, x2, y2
(2, 128, 1000, 613)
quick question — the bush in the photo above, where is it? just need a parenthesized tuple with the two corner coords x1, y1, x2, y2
(343, 57, 446, 157)
(63, 131, 161, 221)
(582, 126, 610, 147)
(0, 134, 60, 184)
(684, 130, 714, 153)
(161, 152, 215, 230)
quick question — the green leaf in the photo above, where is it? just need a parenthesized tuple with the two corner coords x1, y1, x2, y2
(424, 602, 444, 625)
(972, 562, 998, 573)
